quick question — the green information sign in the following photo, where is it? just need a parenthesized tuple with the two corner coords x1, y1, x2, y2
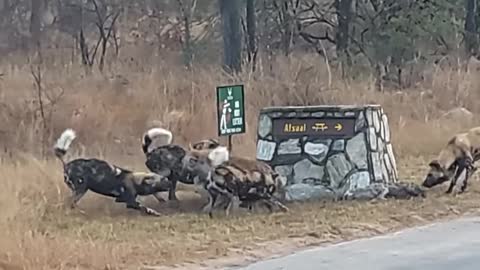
(216, 84, 246, 136)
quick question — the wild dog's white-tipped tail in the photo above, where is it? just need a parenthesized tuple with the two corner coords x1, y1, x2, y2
(208, 146, 229, 167)
(54, 128, 77, 160)
(142, 127, 173, 154)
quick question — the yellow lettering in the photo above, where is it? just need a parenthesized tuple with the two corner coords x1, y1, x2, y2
(283, 122, 310, 133)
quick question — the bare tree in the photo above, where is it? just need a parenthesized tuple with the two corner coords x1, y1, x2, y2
(335, 0, 352, 54)
(29, 0, 44, 48)
(29, 43, 64, 157)
(246, 0, 257, 70)
(176, 0, 197, 68)
(464, 0, 478, 59)
(219, 0, 242, 73)
(78, 0, 121, 72)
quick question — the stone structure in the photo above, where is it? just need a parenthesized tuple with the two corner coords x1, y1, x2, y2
(256, 105, 399, 202)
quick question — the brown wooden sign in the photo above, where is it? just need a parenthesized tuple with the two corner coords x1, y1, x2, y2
(272, 118, 356, 138)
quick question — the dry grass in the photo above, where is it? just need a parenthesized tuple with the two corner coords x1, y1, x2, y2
(1, 52, 480, 269)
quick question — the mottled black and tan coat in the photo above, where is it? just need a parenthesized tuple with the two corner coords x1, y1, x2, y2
(422, 126, 480, 194)
(185, 148, 289, 217)
(55, 129, 170, 216)
(141, 129, 224, 201)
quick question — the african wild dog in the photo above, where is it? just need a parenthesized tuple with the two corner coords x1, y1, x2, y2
(422, 126, 480, 194)
(141, 128, 226, 201)
(54, 128, 171, 216)
(187, 140, 288, 212)
(141, 127, 174, 154)
(185, 149, 289, 218)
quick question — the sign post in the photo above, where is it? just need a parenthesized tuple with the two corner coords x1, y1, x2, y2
(216, 84, 246, 151)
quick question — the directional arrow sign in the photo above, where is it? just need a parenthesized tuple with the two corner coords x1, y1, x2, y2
(272, 118, 355, 138)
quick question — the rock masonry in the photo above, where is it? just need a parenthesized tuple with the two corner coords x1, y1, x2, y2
(256, 105, 399, 202)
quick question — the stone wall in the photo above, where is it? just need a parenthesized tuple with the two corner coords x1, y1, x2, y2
(256, 105, 399, 202)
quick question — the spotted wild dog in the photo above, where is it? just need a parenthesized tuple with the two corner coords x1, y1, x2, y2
(141, 128, 227, 201)
(187, 140, 288, 212)
(55, 129, 171, 216)
(185, 149, 289, 217)
(422, 126, 480, 194)
(141, 127, 173, 154)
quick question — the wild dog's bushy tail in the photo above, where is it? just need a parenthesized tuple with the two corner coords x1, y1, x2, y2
(53, 128, 77, 164)
(142, 127, 173, 154)
(207, 146, 229, 166)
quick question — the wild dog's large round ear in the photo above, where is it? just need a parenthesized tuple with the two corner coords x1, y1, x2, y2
(428, 160, 448, 174)
(428, 160, 441, 169)
(143, 175, 156, 185)
(208, 146, 229, 166)
(209, 138, 221, 149)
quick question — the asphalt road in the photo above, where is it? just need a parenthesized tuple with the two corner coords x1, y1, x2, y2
(229, 216, 480, 270)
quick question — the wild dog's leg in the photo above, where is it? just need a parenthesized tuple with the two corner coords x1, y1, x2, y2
(257, 196, 289, 213)
(70, 187, 87, 209)
(209, 183, 235, 217)
(65, 175, 88, 211)
(168, 178, 178, 201)
(269, 197, 289, 212)
(199, 181, 212, 211)
(459, 163, 477, 193)
(121, 192, 161, 216)
(223, 193, 237, 217)
(447, 157, 469, 194)
(446, 165, 459, 194)
(154, 168, 177, 201)
(257, 199, 274, 213)
(153, 192, 166, 203)
(202, 180, 221, 217)
(458, 168, 470, 194)
(206, 191, 219, 218)
(206, 183, 231, 218)
(446, 177, 457, 194)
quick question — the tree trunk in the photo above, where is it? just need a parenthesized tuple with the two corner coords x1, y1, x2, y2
(246, 0, 257, 70)
(30, 0, 43, 47)
(177, 0, 193, 68)
(335, 0, 353, 54)
(465, 0, 478, 57)
(219, 0, 242, 73)
(280, 0, 293, 56)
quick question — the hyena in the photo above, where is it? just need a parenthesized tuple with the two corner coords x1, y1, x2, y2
(54, 129, 171, 216)
(422, 126, 480, 194)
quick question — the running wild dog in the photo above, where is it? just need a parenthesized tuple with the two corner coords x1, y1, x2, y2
(141, 128, 227, 201)
(141, 127, 174, 154)
(185, 149, 289, 217)
(54, 129, 171, 216)
(422, 126, 480, 194)
(187, 140, 288, 212)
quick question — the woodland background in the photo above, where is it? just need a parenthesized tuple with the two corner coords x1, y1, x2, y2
(1, 1, 480, 269)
